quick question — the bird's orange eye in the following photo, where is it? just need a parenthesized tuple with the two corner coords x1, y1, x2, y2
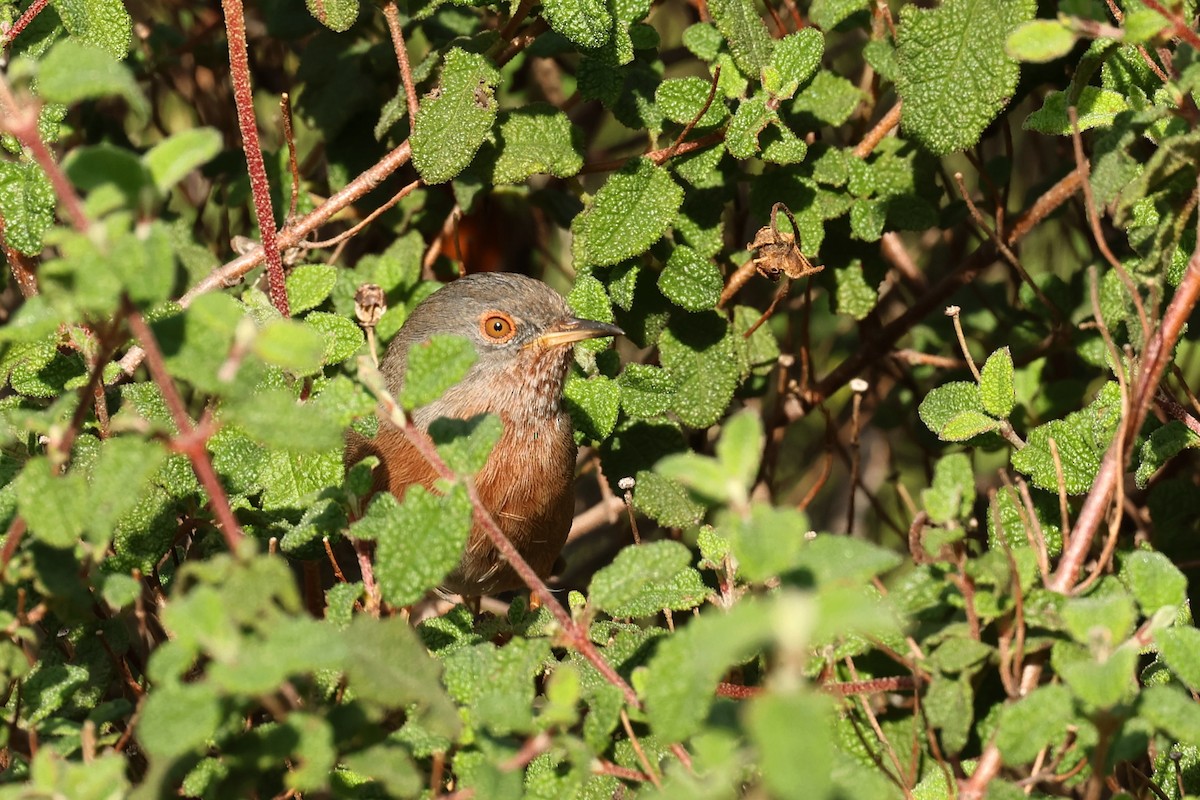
(481, 312, 516, 342)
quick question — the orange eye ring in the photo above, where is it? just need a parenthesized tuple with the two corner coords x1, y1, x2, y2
(480, 312, 516, 343)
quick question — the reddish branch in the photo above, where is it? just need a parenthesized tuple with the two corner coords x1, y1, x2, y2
(117, 141, 414, 376)
(221, 0, 290, 317)
(1, 0, 48, 46)
(126, 307, 246, 552)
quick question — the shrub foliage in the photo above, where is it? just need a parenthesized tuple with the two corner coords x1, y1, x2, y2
(0, 0, 1197, 797)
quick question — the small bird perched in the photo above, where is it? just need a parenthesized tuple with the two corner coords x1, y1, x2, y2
(346, 273, 622, 596)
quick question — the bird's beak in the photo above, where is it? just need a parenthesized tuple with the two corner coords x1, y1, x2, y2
(529, 317, 624, 349)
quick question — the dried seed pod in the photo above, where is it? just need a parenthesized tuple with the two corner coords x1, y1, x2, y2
(747, 202, 823, 281)
(354, 283, 386, 329)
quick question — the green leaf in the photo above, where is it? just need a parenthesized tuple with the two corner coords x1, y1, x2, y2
(658, 312, 740, 429)
(305, 311, 365, 364)
(572, 158, 684, 267)
(715, 409, 764, 495)
(142, 128, 222, 194)
(38, 39, 147, 120)
(657, 451, 736, 504)
(1062, 592, 1136, 645)
(683, 22, 723, 61)
(1005, 19, 1077, 63)
(444, 639, 551, 735)
(763, 28, 823, 100)
(644, 598, 773, 741)
(0, 160, 55, 256)
(86, 437, 167, 548)
(656, 78, 729, 127)
(707, 0, 773, 76)
(429, 413, 503, 475)
(563, 374, 621, 442)
(658, 246, 722, 311)
(987, 485, 1063, 558)
(1122, 550, 1187, 614)
(490, 104, 584, 184)
(1023, 87, 1129, 135)
(16, 457, 89, 548)
(726, 93, 774, 159)
(306, 0, 359, 31)
(344, 616, 459, 737)
(834, 261, 876, 320)
(896, 0, 1034, 154)
(979, 347, 1015, 418)
(918, 381, 988, 440)
(1016, 383, 1123, 493)
(924, 674, 974, 754)
(849, 198, 885, 242)
(1053, 641, 1138, 709)
(136, 682, 222, 758)
(617, 363, 675, 418)
(809, 0, 868, 30)
(1135, 420, 1200, 488)
(400, 334, 478, 410)
(286, 264, 338, 315)
(1156, 627, 1200, 692)
(794, 534, 902, 585)
(411, 49, 500, 184)
(365, 486, 473, 606)
(930, 636, 993, 674)
(1140, 685, 1200, 744)
(791, 69, 864, 127)
(939, 410, 1001, 441)
(252, 319, 327, 376)
(922, 453, 975, 525)
(540, 0, 612, 49)
(747, 692, 834, 800)
(51, 0, 132, 57)
(589, 540, 710, 617)
(994, 684, 1074, 765)
(725, 503, 808, 582)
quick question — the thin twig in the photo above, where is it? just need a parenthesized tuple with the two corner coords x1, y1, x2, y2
(117, 141, 414, 377)
(382, 1, 420, 122)
(852, 102, 902, 159)
(279, 93, 301, 223)
(303, 179, 422, 250)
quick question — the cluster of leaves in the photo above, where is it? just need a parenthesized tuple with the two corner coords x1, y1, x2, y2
(0, 0, 1197, 797)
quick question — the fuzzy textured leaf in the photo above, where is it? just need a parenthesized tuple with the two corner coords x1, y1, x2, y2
(896, 0, 1034, 154)
(572, 159, 684, 267)
(411, 49, 500, 184)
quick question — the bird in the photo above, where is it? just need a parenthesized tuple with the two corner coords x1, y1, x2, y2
(345, 272, 622, 597)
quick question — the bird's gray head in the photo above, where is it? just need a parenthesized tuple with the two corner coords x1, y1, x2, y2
(380, 273, 622, 423)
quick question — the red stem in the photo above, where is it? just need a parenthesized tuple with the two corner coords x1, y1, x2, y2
(2, 0, 48, 46)
(221, 0, 290, 317)
(126, 308, 246, 552)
